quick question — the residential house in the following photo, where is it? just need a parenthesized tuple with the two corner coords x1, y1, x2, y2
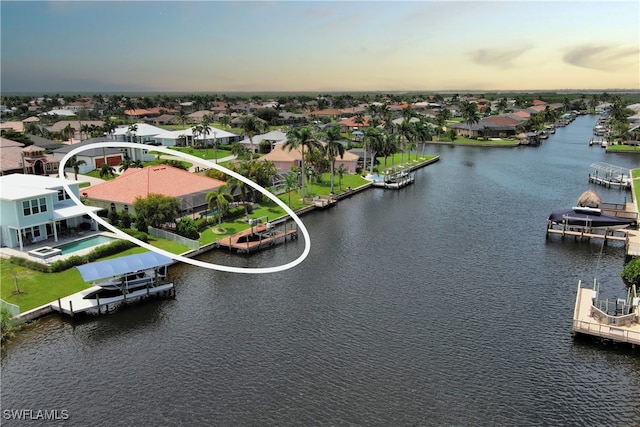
(52, 138, 124, 173)
(0, 137, 61, 176)
(0, 174, 102, 250)
(238, 130, 288, 153)
(260, 143, 359, 174)
(81, 165, 226, 216)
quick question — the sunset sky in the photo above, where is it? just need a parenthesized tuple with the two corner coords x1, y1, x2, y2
(1, 1, 638, 93)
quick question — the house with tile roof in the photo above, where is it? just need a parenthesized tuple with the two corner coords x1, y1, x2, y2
(0, 173, 102, 250)
(259, 144, 359, 173)
(0, 137, 61, 176)
(81, 165, 226, 216)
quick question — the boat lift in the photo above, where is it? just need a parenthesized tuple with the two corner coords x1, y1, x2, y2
(588, 162, 631, 190)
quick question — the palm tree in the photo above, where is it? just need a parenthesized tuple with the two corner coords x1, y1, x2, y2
(68, 156, 86, 180)
(396, 117, 414, 165)
(336, 164, 346, 190)
(102, 119, 116, 139)
(241, 116, 266, 160)
(175, 110, 189, 132)
(206, 185, 233, 229)
(284, 127, 321, 199)
(461, 102, 480, 139)
(284, 172, 299, 207)
(200, 118, 212, 154)
(323, 126, 345, 194)
(127, 124, 138, 143)
(99, 162, 116, 179)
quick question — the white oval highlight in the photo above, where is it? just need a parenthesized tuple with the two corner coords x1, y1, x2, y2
(59, 142, 310, 274)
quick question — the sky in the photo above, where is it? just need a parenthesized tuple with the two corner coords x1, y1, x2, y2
(1, 1, 639, 93)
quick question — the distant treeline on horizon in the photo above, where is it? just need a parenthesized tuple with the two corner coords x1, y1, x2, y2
(3, 89, 640, 98)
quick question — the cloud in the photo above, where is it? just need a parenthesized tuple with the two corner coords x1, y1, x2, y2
(563, 45, 640, 71)
(470, 44, 532, 68)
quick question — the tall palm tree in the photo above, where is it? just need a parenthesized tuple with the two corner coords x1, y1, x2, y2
(175, 110, 189, 132)
(241, 116, 266, 160)
(200, 117, 212, 155)
(68, 156, 86, 180)
(396, 117, 414, 165)
(102, 119, 116, 139)
(206, 185, 233, 229)
(284, 172, 299, 207)
(460, 102, 480, 138)
(323, 126, 345, 194)
(284, 127, 321, 199)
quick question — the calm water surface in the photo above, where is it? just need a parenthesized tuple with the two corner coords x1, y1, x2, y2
(2, 115, 640, 426)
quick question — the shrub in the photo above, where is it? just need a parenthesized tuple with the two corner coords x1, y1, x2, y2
(8, 256, 51, 273)
(622, 257, 640, 287)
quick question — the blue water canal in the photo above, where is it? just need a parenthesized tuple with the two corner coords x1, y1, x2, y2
(2, 115, 639, 425)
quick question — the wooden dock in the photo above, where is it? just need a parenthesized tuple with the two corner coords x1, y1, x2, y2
(572, 281, 640, 346)
(51, 283, 175, 316)
(546, 221, 632, 243)
(215, 222, 298, 253)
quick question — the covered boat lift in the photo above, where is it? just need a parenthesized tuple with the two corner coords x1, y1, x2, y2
(588, 162, 631, 190)
(51, 252, 175, 316)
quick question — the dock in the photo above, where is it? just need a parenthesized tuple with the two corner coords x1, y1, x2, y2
(51, 283, 175, 316)
(371, 171, 415, 189)
(588, 162, 631, 190)
(215, 220, 298, 253)
(572, 280, 640, 346)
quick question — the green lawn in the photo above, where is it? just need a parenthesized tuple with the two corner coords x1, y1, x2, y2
(0, 235, 190, 313)
(606, 144, 640, 152)
(1, 259, 87, 312)
(165, 146, 233, 161)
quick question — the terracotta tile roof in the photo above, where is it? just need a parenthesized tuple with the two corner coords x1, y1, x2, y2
(483, 115, 522, 126)
(339, 116, 371, 127)
(146, 107, 179, 115)
(82, 165, 226, 205)
(124, 109, 152, 116)
(532, 99, 547, 106)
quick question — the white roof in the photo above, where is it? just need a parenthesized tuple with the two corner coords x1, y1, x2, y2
(112, 123, 166, 137)
(52, 205, 102, 220)
(239, 130, 288, 145)
(0, 174, 80, 201)
(155, 126, 237, 140)
(41, 109, 76, 116)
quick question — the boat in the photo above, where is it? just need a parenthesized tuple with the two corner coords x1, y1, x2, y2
(548, 206, 636, 230)
(51, 252, 175, 316)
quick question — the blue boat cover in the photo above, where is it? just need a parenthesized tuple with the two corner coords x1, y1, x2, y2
(76, 252, 174, 282)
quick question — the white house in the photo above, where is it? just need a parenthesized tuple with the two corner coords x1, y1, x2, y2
(110, 122, 238, 148)
(0, 174, 102, 250)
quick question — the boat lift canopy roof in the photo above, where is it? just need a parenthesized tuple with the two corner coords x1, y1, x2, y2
(590, 162, 630, 177)
(76, 252, 173, 282)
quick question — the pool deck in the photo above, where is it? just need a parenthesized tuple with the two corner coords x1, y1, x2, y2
(0, 231, 121, 264)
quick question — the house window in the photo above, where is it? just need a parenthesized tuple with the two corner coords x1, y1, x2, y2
(46, 163, 51, 171)
(58, 190, 71, 201)
(124, 205, 129, 213)
(22, 197, 48, 216)
(110, 203, 116, 212)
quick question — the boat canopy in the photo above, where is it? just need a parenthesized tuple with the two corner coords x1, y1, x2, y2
(76, 252, 173, 282)
(590, 162, 630, 178)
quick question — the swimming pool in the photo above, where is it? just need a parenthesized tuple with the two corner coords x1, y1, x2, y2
(55, 235, 118, 255)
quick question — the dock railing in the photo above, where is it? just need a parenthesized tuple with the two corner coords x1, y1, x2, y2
(572, 319, 640, 345)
